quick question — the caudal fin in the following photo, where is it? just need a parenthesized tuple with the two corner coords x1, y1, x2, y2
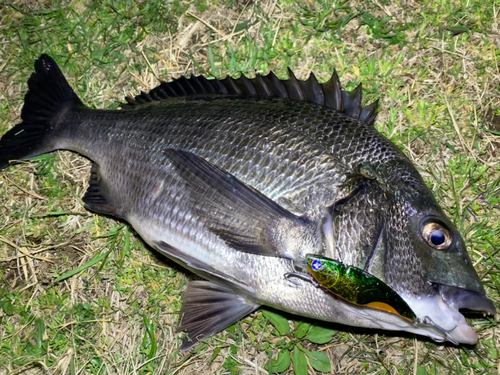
(0, 54, 83, 169)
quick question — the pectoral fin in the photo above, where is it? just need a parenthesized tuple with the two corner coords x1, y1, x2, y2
(178, 281, 259, 350)
(164, 149, 318, 258)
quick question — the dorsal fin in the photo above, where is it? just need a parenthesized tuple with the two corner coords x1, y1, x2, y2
(124, 69, 379, 126)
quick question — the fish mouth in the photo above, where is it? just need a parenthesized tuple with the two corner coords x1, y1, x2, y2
(435, 283, 496, 344)
(405, 284, 496, 345)
(438, 283, 496, 313)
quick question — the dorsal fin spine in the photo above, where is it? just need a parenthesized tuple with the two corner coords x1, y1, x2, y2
(221, 77, 240, 95)
(177, 76, 196, 95)
(252, 74, 272, 97)
(236, 74, 257, 96)
(322, 70, 342, 111)
(302, 73, 324, 105)
(196, 75, 214, 94)
(283, 68, 305, 101)
(341, 83, 363, 119)
(266, 71, 288, 98)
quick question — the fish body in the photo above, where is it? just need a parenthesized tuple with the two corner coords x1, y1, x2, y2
(0, 55, 494, 349)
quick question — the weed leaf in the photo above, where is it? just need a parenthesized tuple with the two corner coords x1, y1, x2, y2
(305, 325, 336, 344)
(304, 349, 331, 372)
(294, 321, 311, 339)
(265, 350, 291, 373)
(292, 347, 308, 375)
(262, 310, 290, 336)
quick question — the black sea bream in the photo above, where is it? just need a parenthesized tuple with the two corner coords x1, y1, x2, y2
(0, 55, 494, 349)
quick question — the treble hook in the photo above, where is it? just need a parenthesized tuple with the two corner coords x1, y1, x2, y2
(418, 316, 459, 345)
(284, 272, 320, 288)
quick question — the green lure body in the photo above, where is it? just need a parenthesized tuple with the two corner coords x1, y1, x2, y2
(306, 254, 416, 321)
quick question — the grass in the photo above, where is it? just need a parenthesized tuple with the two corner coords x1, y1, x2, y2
(0, 0, 499, 374)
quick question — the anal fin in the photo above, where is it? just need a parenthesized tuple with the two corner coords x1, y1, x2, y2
(82, 163, 120, 218)
(178, 280, 259, 351)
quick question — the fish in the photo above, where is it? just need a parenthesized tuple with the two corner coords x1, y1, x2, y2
(0, 54, 495, 350)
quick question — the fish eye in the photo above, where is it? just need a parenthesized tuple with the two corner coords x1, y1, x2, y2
(421, 220, 452, 250)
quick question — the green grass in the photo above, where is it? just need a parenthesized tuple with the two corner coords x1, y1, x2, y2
(1, 0, 499, 374)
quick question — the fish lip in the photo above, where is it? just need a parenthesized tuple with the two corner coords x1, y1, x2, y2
(435, 283, 496, 315)
(427, 283, 495, 344)
(400, 284, 495, 345)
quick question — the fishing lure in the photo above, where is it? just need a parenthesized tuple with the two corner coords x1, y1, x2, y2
(306, 254, 416, 321)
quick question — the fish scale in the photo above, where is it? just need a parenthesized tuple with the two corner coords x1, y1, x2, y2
(0, 55, 494, 350)
(331, 180, 386, 270)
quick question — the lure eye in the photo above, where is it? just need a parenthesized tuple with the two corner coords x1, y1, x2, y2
(311, 259, 323, 271)
(421, 221, 452, 250)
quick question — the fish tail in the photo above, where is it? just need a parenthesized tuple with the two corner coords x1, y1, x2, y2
(0, 54, 83, 170)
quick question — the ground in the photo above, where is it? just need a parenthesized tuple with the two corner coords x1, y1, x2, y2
(0, 1, 499, 374)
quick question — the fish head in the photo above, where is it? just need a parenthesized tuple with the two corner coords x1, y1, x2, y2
(328, 173, 495, 344)
(380, 183, 496, 344)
